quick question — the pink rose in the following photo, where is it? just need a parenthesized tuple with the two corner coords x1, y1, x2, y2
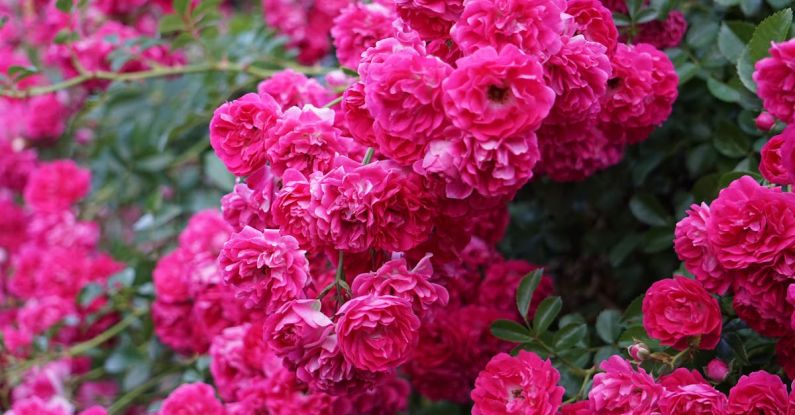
(335, 294, 420, 372)
(394, 0, 464, 39)
(658, 368, 728, 414)
(347, 375, 410, 415)
(543, 35, 611, 124)
(761, 131, 791, 185)
(153, 249, 190, 304)
(566, 0, 618, 54)
(209, 92, 282, 177)
(589, 355, 663, 414)
(4, 397, 71, 415)
(734, 267, 792, 338)
(362, 47, 452, 165)
(221, 167, 278, 232)
(442, 45, 555, 141)
(218, 226, 310, 312)
(536, 120, 619, 182)
(470, 351, 564, 415)
(210, 325, 256, 401)
(340, 82, 377, 147)
(757, 112, 777, 131)
(271, 169, 318, 250)
(754, 39, 795, 124)
(352, 254, 449, 317)
(642, 276, 721, 350)
(266, 105, 351, 176)
(781, 125, 795, 185)
(600, 43, 678, 139)
(331, 3, 397, 69)
(705, 358, 730, 383)
(178, 209, 231, 259)
(257, 69, 334, 109)
(23, 160, 91, 213)
(727, 371, 789, 415)
(632, 11, 687, 49)
(451, 0, 564, 58)
(560, 401, 592, 414)
(24, 94, 67, 141)
(707, 176, 795, 270)
(294, 331, 383, 394)
(0, 141, 37, 192)
(262, 299, 334, 367)
(674, 203, 734, 294)
(158, 383, 225, 415)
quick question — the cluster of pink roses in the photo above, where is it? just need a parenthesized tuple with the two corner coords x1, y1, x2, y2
(0, 155, 123, 415)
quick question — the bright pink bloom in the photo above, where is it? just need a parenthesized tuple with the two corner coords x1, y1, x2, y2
(23, 160, 91, 212)
(158, 383, 225, 415)
(600, 43, 678, 139)
(442, 45, 555, 140)
(153, 249, 190, 304)
(734, 267, 792, 338)
(589, 355, 663, 414)
(560, 401, 592, 415)
(470, 351, 564, 415)
(754, 39, 795, 124)
(4, 397, 71, 415)
(331, 3, 397, 69)
(262, 299, 334, 366)
(210, 324, 259, 401)
(352, 254, 448, 317)
(727, 371, 789, 415)
(221, 167, 278, 232)
(335, 294, 420, 372)
(257, 69, 334, 109)
(658, 368, 728, 414)
(0, 141, 37, 192)
(340, 82, 377, 147)
(705, 358, 730, 383)
(77, 407, 109, 415)
(209, 92, 282, 177)
(178, 209, 231, 260)
(293, 331, 383, 394)
(451, 0, 564, 58)
(762, 130, 794, 185)
(781, 126, 795, 185)
(347, 375, 410, 415)
(394, 0, 464, 39)
(453, 133, 541, 199)
(757, 112, 777, 131)
(152, 301, 198, 354)
(632, 11, 687, 49)
(642, 276, 721, 350)
(24, 94, 67, 141)
(707, 176, 795, 270)
(271, 169, 317, 249)
(544, 35, 611, 124)
(218, 226, 310, 312)
(566, 0, 618, 54)
(674, 203, 734, 294)
(266, 105, 350, 176)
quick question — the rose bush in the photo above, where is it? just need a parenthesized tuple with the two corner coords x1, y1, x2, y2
(3, 0, 795, 413)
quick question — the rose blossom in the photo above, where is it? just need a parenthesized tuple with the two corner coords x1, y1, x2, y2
(781, 125, 795, 185)
(642, 276, 721, 350)
(335, 294, 420, 372)
(588, 355, 662, 414)
(23, 160, 91, 212)
(218, 226, 310, 312)
(394, 0, 464, 39)
(451, 0, 564, 58)
(727, 371, 789, 414)
(221, 167, 278, 232)
(734, 267, 792, 338)
(262, 299, 334, 367)
(707, 176, 795, 270)
(294, 331, 383, 394)
(362, 47, 452, 165)
(4, 397, 72, 415)
(442, 45, 555, 141)
(674, 203, 734, 294)
(600, 42, 678, 140)
(271, 169, 318, 249)
(352, 254, 449, 317)
(257, 69, 334, 110)
(470, 351, 564, 415)
(705, 358, 730, 383)
(756, 112, 777, 131)
(754, 39, 795, 124)
(340, 82, 377, 147)
(265, 105, 351, 176)
(761, 130, 793, 186)
(658, 368, 728, 414)
(632, 11, 687, 49)
(543, 35, 611, 124)
(535, 120, 619, 182)
(158, 383, 225, 415)
(565, 0, 618, 54)
(209, 92, 282, 176)
(331, 3, 397, 69)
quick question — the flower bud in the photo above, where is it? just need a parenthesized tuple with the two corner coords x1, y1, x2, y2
(705, 358, 729, 382)
(756, 112, 776, 131)
(628, 343, 650, 361)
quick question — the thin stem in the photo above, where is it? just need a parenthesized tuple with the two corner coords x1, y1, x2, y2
(107, 371, 171, 415)
(362, 147, 375, 165)
(322, 95, 343, 108)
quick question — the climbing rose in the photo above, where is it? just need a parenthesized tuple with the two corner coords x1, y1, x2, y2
(756, 112, 777, 131)
(565, 0, 618, 54)
(209, 92, 282, 177)
(158, 383, 225, 415)
(673, 203, 734, 294)
(589, 355, 663, 414)
(705, 358, 730, 383)
(733, 267, 792, 338)
(632, 11, 687, 49)
(727, 371, 789, 415)
(218, 226, 310, 312)
(331, 3, 397, 69)
(535, 121, 620, 182)
(707, 176, 795, 270)
(642, 276, 721, 350)
(470, 351, 564, 415)
(442, 45, 555, 141)
(658, 368, 728, 414)
(781, 125, 795, 185)
(450, 0, 565, 58)
(394, 0, 464, 39)
(262, 299, 334, 367)
(256, 69, 333, 110)
(335, 294, 420, 372)
(23, 160, 91, 213)
(760, 129, 792, 186)
(754, 39, 795, 124)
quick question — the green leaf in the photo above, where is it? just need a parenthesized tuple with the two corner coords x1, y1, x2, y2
(56, 0, 72, 12)
(714, 122, 750, 158)
(491, 319, 534, 343)
(707, 78, 743, 103)
(516, 269, 544, 319)
(629, 193, 670, 227)
(635, 8, 658, 24)
(594, 346, 620, 365)
(203, 152, 235, 191)
(747, 8, 793, 63)
(173, 0, 190, 16)
(596, 309, 622, 343)
(741, 0, 763, 16)
(533, 296, 562, 335)
(609, 233, 641, 266)
(627, 0, 643, 18)
(737, 49, 757, 92)
(719, 171, 761, 188)
(676, 62, 699, 85)
(555, 323, 588, 349)
(687, 21, 720, 50)
(159, 14, 185, 34)
(612, 12, 631, 26)
(7, 65, 38, 81)
(640, 226, 674, 253)
(79, 283, 105, 307)
(715, 0, 741, 6)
